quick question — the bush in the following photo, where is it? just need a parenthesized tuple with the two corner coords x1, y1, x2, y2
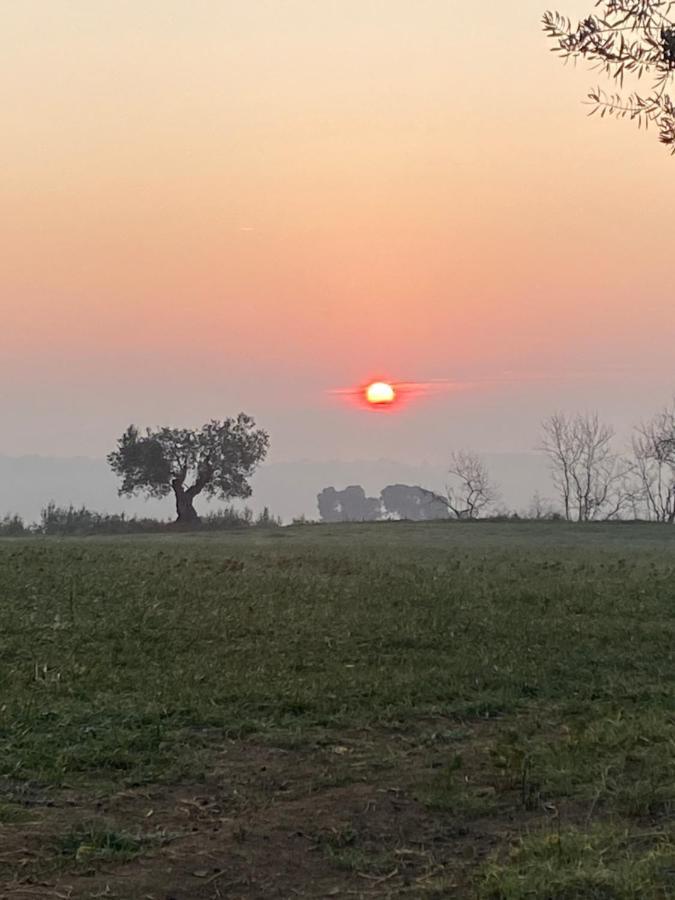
(198, 507, 254, 530)
(254, 506, 282, 528)
(39, 503, 165, 536)
(0, 515, 27, 537)
(32, 503, 275, 536)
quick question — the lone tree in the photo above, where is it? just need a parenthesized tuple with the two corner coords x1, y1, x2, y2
(108, 415, 269, 524)
(543, 1, 675, 152)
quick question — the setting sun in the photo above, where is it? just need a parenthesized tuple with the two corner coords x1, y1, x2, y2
(365, 381, 396, 406)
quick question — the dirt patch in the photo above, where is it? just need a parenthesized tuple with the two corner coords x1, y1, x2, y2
(0, 722, 562, 899)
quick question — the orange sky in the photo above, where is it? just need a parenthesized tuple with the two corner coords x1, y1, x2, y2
(2, 0, 674, 460)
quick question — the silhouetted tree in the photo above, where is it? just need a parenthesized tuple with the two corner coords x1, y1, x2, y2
(631, 400, 675, 521)
(0, 514, 27, 536)
(526, 490, 556, 520)
(381, 484, 450, 520)
(108, 416, 269, 524)
(255, 506, 281, 527)
(317, 487, 342, 523)
(317, 485, 381, 522)
(341, 486, 381, 521)
(421, 451, 498, 520)
(445, 450, 498, 519)
(540, 412, 628, 521)
(543, 2, 675, 152)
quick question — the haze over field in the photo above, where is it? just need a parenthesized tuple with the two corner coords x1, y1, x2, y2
(0, 453, 551, 524)
(2, 0, 674, 477)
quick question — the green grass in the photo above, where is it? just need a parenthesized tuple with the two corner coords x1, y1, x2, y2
(479, 824, 675, 899)
(0, 521, 673, 895)
(56, 821, 169, 865)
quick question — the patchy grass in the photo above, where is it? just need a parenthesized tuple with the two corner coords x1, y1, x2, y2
(479, 823, 675, 899)
(56, 821, 170, 865)
(0, 521, 673, 897)
(0, 802, 34, 824)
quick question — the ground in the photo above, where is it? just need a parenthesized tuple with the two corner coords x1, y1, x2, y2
(0, 522, 673, 899)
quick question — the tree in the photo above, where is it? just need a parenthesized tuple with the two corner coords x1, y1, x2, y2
(421, 451, 498, 520)
(630, 400, 675, 521)
(317, 487, 341, 523)
(445, 450, 499, 519)
(540, 412, 628, 521)
(316, 486, 381, 522)
(526, 490, 557, 520)
(340, 485, 381, 521)
(108, 415, 269, 524)
(381, 484, 450, 521)
(543, 1, 675, 153)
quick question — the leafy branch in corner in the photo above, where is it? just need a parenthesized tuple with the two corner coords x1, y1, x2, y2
(543, 1, 675, 152)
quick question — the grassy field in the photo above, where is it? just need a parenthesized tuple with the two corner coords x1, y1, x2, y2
(0, 521, 673, 899)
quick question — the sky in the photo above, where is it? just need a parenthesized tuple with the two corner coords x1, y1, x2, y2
(2, 0, 674, 464)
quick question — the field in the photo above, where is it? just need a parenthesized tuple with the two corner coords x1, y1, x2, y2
(0, 522, 673, 899)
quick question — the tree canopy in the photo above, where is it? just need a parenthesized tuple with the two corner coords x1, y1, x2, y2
(543, 1, 675, 152)
(108, 415, 269, 523)
(317, 486, 381, 522)
(381, 484, 450, 521)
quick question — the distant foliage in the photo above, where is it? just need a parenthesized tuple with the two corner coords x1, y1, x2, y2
(543, 1, 675, 152)
(317, 486, 382, 522)
(32, 503, 272, 536)
(0, 514, 27, 537)
(254, 506, 282, 528)
(38, 503, 168, 536)
(317, 473, 499, 524)
(381, 484, 450, 521)
(196, 507, 280, 530)
(187, 508, 251, 531)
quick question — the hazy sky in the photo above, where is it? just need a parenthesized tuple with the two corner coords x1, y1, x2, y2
(3, 1, 674, 462)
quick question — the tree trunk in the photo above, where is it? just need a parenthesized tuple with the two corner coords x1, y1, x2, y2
(173, 484, 200, 525)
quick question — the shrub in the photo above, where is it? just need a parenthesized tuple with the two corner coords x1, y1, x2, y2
(32, 503, 272, 536)
(0, 514, 27, 537)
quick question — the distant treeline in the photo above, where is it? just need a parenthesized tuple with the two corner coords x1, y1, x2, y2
(0, 503, 281, 537)
(317, 484, 453, 523)
(316, 483, 561, 523)
(317, 400, 675, 525)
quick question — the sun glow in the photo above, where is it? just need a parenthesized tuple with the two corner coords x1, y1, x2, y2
(329, 377, 458, 412)
(365, 381, 396, 406)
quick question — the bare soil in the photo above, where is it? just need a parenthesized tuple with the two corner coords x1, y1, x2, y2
(0, 722, 535, 900)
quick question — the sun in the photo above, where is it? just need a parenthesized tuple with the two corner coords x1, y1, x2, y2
(365, 381, 396, 406)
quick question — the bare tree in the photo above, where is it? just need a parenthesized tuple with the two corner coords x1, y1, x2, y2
(447, 451, 498, 519)
(543, 1, 675, 153)
(526, 490, 557, 520)
(540, 412, 628, 521)
(539, 413, 578, 521)
(630, 401, 675, 521)
(423, 450, 498, 520)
